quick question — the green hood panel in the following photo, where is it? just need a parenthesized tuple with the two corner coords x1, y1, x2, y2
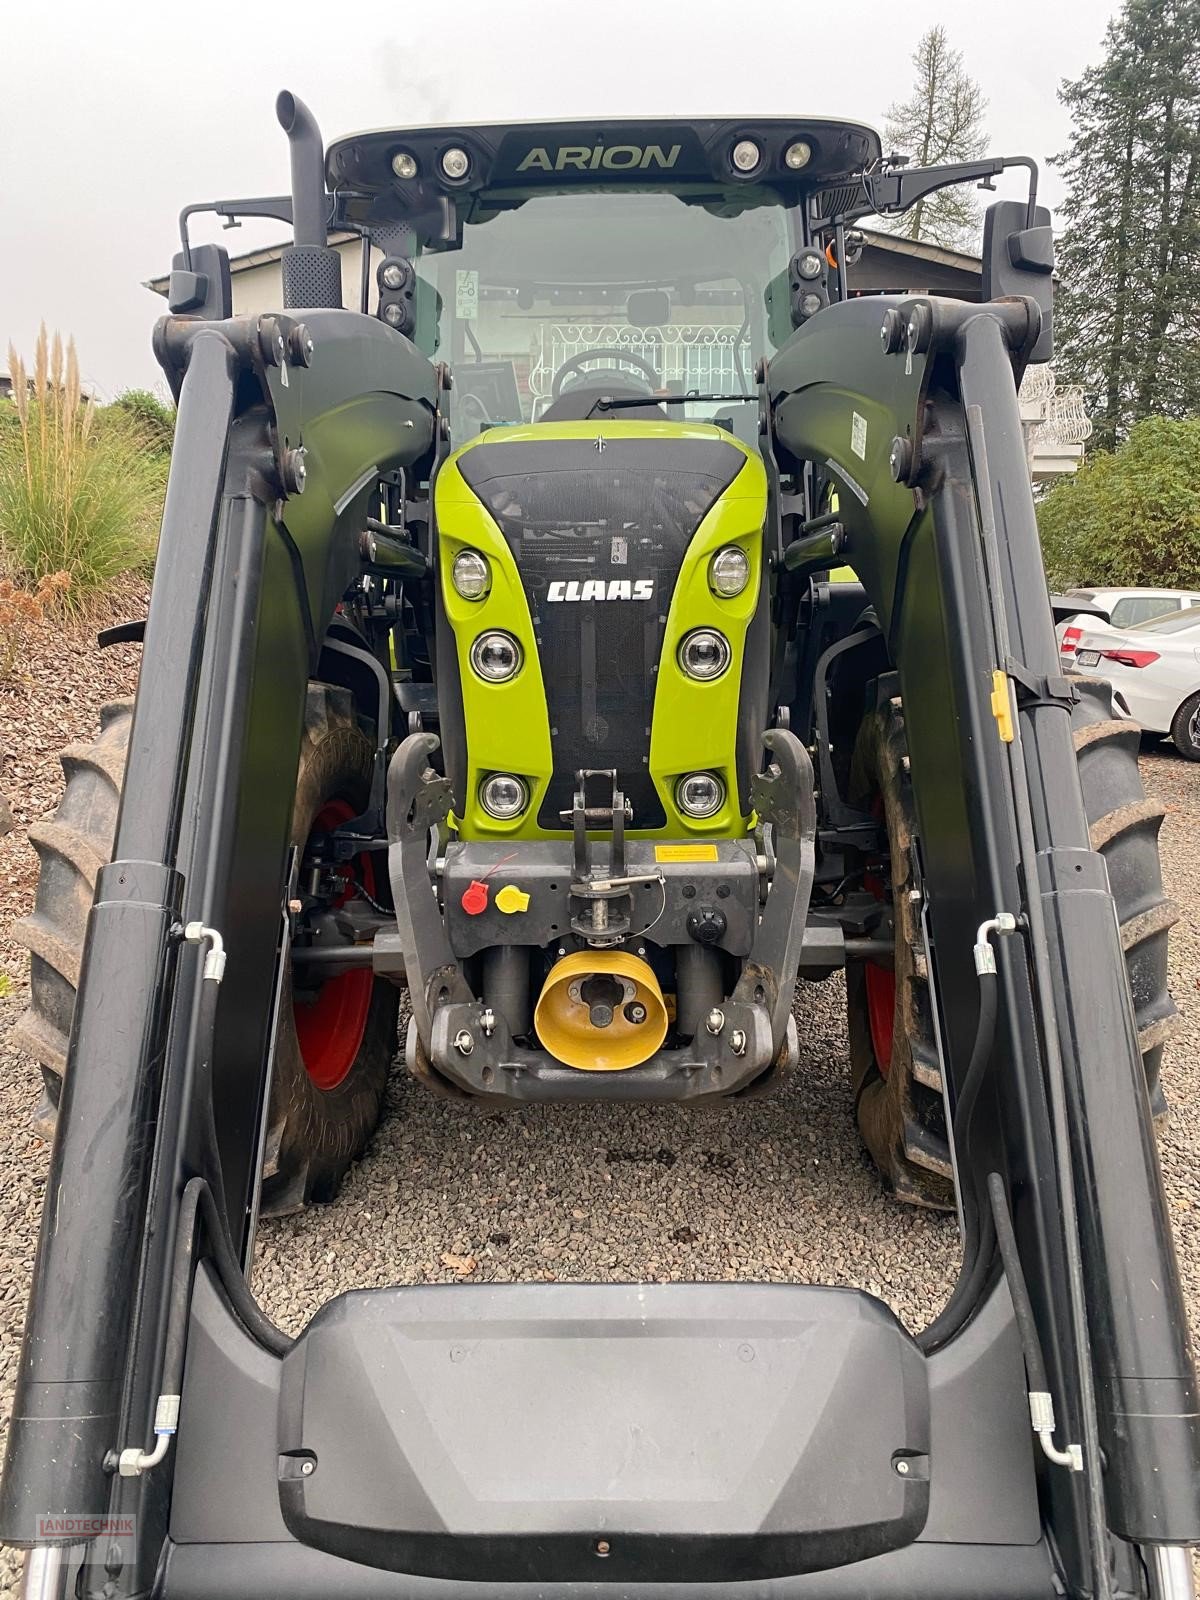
(435, 421, 767, 841)
(450, 417, 759, 449)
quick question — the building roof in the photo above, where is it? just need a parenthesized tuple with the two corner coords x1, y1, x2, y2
(145, 233, 360, 295)
(146, 226, 983, 298)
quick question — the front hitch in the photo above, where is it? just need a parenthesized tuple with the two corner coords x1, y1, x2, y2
(386, 729, 816, 1103)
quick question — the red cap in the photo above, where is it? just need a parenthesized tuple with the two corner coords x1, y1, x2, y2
(461, 879, 489, 915)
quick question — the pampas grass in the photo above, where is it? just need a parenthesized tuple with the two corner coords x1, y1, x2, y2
(0, 327, 165, 610)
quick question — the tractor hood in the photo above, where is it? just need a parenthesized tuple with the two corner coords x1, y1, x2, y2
(433, 422, 768, 839)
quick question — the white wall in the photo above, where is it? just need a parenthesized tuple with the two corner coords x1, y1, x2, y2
(229, 239, 371, 316)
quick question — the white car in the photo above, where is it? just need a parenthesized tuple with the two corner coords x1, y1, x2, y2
(1073, 608, 1200, 758)
(1057, 586, 1200, 667)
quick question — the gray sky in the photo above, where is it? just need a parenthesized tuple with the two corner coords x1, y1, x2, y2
(4, 0, 1113, 398)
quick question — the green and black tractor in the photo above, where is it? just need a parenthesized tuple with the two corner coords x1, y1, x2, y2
(3, 93, 1197, 1600)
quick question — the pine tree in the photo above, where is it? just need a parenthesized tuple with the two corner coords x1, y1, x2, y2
(883, 27, 989, 251)
(1054, 0, 1200, 448)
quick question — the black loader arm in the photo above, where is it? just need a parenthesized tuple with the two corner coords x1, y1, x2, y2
(0, 308, 437, 1586)
(769, 290, 1200, 1596)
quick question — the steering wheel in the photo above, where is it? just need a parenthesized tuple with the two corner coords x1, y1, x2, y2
(550, 346, 662, 399)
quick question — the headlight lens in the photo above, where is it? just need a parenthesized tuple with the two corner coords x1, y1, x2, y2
(731, 138, 762, 173)
(676, 772, 726, 820)
(709, 546, 750, 598)
(470, 631, 523, 682)
(785, 139, 813, 170)
(480, 773, 528, 819)
(441, 146, 471, 180)
(452, 549, 490, 599)
(678, 628, 731, 680)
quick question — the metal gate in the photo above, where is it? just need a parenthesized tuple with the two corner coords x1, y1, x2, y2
(531, 322, 751, 411)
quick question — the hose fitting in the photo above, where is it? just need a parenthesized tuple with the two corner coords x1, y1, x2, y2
(115, 1393, 180, 1478)
(1028, 1389, 1084, 1472)
(182, 921, 226, 983)
(973, 911, 1018, 975)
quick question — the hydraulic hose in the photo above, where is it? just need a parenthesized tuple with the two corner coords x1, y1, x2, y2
(987, 1172, 1047, 1391)
(192, 951, 232, 1234)
(917, 965, 998, 1352)
(186, 959, 291, 1356)
(176, 1176, 294, 1361)
(917, 911, 1016, 1353)
(112, 1169, 293, 1477)
(988, 1171, 1082, 1472)
(111, 945, 293, 1479)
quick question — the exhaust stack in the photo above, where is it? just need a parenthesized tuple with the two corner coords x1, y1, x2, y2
(275, 90, 343, 310)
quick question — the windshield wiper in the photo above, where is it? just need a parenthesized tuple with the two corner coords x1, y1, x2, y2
(589, 391, 755, 417)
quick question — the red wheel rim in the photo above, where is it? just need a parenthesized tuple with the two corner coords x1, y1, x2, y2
(863, 795, 895, 1075)
(293, 799, 374, 1091)
(863, 959, 896, 1075)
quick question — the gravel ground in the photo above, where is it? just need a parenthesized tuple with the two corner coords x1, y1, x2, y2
(252, 977, 960, 1337)
(0, 623, 1196, 1595)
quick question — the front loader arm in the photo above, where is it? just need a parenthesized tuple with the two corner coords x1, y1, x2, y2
(769, 293, 1200, 1594)
(0, 309, 437, 1597)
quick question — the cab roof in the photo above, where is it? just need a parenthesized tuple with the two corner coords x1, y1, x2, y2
(326, 116, 881, 212)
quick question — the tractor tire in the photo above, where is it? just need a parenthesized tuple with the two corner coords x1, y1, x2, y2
(13, 683, 397, 1215)
(845, 676, 1178, 1210)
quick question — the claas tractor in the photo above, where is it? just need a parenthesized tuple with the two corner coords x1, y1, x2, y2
(3, 92, 1198, 1600)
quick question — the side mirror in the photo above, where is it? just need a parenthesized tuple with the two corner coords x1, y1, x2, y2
(981, 199, 1054, 362)
(167, 243, 233, 319)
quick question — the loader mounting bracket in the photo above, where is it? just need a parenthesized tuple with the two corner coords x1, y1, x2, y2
(1005, 658, 1079, 714)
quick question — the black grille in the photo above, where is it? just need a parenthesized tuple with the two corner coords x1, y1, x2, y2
(460, 438, 744, 830)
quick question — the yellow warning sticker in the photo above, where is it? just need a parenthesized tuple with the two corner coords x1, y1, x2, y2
(654, 843, 719, 863)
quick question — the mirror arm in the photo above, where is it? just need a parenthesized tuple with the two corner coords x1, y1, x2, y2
(811, 154, 1040, 232)
(177, 193, 350, 271)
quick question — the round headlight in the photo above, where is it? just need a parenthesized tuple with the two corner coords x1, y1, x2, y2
(480, 773, 528, 820)
(785, 139, 813, 170)
(380, 260, 407, 291)
(731, 138, 762, 173)
(795, 249, 824, 281)
(452, 549, 490, 599)
(709, 546, 750, 598)
(676, 772, 726, 820)
(391, 150, 418, 180)
(678, 628, 731, 681)
(441, 146, 470, 180)
(470, 630, 522, 682)
(799, 292, 825, 319)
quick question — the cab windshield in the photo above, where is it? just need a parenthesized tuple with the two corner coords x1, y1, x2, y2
(409, 190, 796, 438)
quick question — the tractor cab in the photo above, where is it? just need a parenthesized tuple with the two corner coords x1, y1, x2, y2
(325, 117, 882, 444)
